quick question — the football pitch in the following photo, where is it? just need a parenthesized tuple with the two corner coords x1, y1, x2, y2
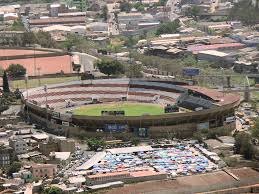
(73, 102, 165, 116)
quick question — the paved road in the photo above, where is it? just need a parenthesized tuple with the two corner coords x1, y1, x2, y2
(72, 52, 98, 72)
(166, 0, 180, 21)
(107, 3, 119, 36)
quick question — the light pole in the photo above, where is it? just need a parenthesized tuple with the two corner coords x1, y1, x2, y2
(37, 67, 41, 86)
(34, 44, 36, 77)
(44, 84, 48, 127)
(25, 74, 29, 122)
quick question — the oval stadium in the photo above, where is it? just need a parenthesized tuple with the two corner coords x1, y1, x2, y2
(22, 78, 240, 138)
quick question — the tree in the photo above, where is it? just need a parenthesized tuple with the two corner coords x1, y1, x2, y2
(120, 1, 132, 12)
(193, 132, 203, 143)
(156, 20, 181, 35)
(21, 32, 36, 46)
(251, 118, 259, 138)
(63, 34, 80, 51)
(126, 63, 143, 78)
(10, 19, 25, 31)
(131, 137, 140, 146)
(133, 2, 145, 12)
(155, 0, 167, 6)
(6, 64, 26, 78)
(188, 5, 201, 21)
(87, 138, 106, 151)
(180, 55, 197, 67)
(100, 5, 108, 21)
(7, 162, 22, 177)
(35, 31, 56, 48)
(2, 71, 10, 93)
(95, 59, 124, 77)
(43, 186, 62, 194)
(124, 35, 137, 48)
(234, 133, 255, 160)
(229, 0, 259, 25)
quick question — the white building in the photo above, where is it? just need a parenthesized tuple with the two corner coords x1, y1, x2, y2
(117, 12, 157, 29)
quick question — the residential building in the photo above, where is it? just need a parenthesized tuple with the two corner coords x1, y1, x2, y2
(0, 145, 13, 166)
(86, 22, 108, 33)
(39, 141, 58, 156)
(117, 12, 157, 30)
(29, 17, 86, 28)
(20, 170, 33, 183)
(59, 139, 76, 153)
(49, 4, 61, 17)
(39, 137, 75, 155)
(9, 138, 28, 154)
(30, 164, 57, 178)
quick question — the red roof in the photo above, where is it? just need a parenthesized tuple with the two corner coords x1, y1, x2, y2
(0, 55, 72, 76)
(130, 171, 166, 177)
(87, 171, 129, 178)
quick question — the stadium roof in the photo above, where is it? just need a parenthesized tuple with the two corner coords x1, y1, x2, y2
(182, 85, 240, 105)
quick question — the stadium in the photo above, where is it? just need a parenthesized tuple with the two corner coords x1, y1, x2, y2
(22, 78, 240, 137)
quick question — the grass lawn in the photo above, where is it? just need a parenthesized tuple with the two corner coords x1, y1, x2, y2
(73, 102, 165, 116)
(11, 76, 79, 89)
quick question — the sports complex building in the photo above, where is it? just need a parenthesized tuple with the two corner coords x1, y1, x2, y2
(22, 78, 240, 137)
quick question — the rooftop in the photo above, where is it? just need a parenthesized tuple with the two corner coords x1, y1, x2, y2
(29, 17, 86, 25)
(198, 50, 229, 57)
(69, 176, 86, 184)
(51, 152, 70, 161)
(107, 146, 153, 154)
(76, 152, 106, 171)
(30, 163, 57, 168)
(188, 43, 245, 53)
(31, 134, 49, 140)
(87, 171, 129, 179)
(130, 170, 166, 177)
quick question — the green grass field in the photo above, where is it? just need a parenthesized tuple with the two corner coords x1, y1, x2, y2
(73, 102, 165, 116)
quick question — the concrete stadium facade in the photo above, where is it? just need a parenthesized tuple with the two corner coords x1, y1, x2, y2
(22, 78, 240, 137)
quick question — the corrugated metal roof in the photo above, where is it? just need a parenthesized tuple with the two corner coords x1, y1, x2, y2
(76, 152, 106, 171)
(107, 146, 153, 154)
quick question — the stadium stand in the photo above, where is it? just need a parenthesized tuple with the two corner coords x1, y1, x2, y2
(22, 78, 240, 137)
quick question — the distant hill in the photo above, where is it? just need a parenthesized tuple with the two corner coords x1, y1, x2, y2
(229, 0, 259, 25)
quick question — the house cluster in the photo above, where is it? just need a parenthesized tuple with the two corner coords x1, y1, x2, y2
(0, 0, 168, 41)
(138, 20, 259, 74)
(0, 120, 78, 193)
